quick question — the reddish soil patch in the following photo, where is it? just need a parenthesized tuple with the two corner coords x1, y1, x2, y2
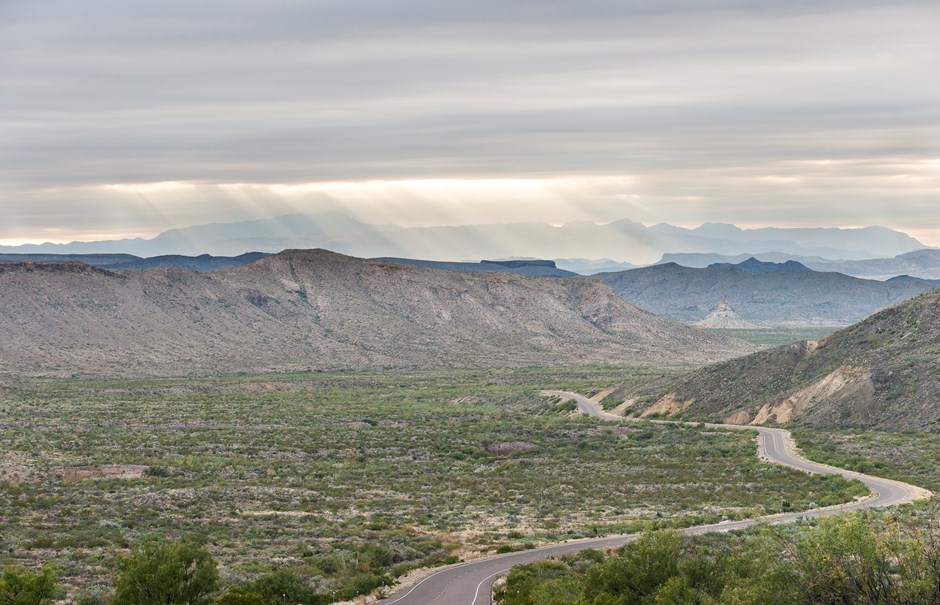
(62, 464, 148, 483)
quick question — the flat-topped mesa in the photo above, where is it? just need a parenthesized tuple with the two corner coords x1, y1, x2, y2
(481, 259, 557, 269)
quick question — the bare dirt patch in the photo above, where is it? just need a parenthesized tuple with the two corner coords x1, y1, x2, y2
(751, 366, 871, 424)
(723, 410, 752, 424)
(611, 398, 636, 415)
(590, 387, 616, 403)
(0, 463, 32, 484)
(61, 464, 148, 483)
(641, 393, 694, 418)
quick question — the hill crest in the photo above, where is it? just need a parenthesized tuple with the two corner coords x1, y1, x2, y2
(0, 249, 751, 377)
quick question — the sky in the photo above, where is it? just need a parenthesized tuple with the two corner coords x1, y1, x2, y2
(1, 0, 939, 246)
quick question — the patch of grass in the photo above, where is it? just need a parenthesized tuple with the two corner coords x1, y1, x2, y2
(704, 326, 839, 347)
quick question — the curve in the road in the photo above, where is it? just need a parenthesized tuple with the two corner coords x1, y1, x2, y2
(375, 390, 931, 605)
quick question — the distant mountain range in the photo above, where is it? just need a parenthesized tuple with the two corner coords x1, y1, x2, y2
(0, 250, 749, 377)
(8, 248, 940, 283)
(0, 212, 927, 264)
(595, 258, 940, 327)
(658, 249, 940, 280)
(0, 252, 578, 278)
(553, 258, 639, 274)
(623, 289, 940, 430)
(0, 252, 269, 272)
(708, 257, 813, 273)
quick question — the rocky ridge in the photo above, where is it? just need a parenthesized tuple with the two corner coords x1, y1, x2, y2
(0, 249, 751, 377)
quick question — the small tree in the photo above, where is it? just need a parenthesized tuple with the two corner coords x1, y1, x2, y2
(112, 539, 219, 605)
(0, 565, 57, 605)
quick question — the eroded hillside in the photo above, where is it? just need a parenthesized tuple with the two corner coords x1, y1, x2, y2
(619, 289, 940, 430)
(0, 250, 751, 376)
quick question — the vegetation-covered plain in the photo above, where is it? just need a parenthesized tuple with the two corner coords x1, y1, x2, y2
(703, 326, 838, 347)
(0, 367, 866, 602)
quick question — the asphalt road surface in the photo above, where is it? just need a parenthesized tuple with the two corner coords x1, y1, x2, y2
(375, 390, 931, 605)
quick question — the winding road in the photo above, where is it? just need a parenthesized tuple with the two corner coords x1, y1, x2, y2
(375, 390, 931, 605)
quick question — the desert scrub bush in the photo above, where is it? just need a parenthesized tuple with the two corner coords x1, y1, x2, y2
(0, 565, 58, 605)
(497, 512, 940, 605)
(232, 570, 326, 605)
(112, 539, 218, 605)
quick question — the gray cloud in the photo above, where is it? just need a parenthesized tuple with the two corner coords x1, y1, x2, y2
(1, 0, 938, 243)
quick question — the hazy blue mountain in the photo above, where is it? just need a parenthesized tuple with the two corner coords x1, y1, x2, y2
(0, 252, 269, 272)
(0, 253, 141, 266)
(106, 252, 269, 271)
(708, 258, 812, 273)
(657, 252, 834, 268)
(553, 258, 639, 274)
(807, 249, 940, 280)
(595, 260, 940, 327)
(660, 249, 940, 280)
(0, 212, 926, 263)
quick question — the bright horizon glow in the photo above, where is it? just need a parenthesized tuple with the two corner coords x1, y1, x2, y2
(2, 172, 937, 250)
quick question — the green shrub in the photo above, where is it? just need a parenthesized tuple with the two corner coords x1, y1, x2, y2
(214, 587, 266, 605)
(112, 539, 219, 605)
(244, 570, 326, 605)
(0, 565, 57, 605)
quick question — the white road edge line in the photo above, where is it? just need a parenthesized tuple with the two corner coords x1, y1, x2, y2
(470, 568, 511, 605)
(381, 567, 452, 605)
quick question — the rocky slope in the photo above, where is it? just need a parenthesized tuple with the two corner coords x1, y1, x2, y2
(0, 250, 750, 377)
(622, 290, 940, 430)
(596, 260, 939, 326)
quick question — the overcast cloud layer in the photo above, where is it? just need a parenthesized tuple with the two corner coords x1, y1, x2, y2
(1, 0, 939, 245)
